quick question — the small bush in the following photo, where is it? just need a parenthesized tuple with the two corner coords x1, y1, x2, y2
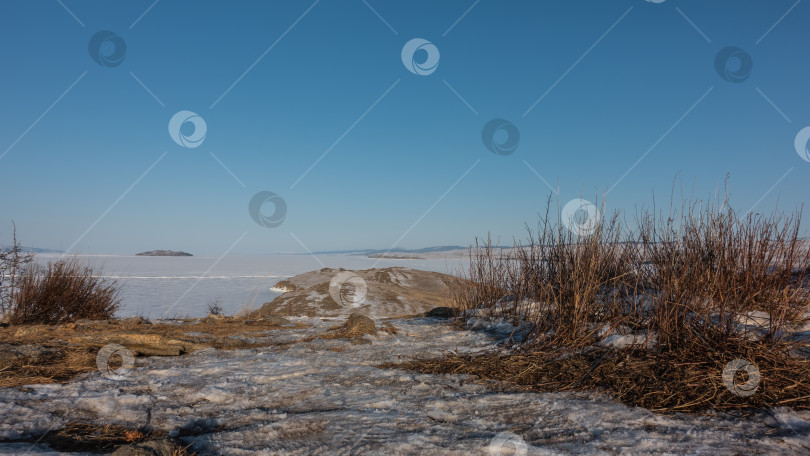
(8, 257, 120, 325)
(0, 223, 34, 318)
(207, 298, 223, 316)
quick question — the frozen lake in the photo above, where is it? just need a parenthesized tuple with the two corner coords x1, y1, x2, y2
(33, 254, 465, 319)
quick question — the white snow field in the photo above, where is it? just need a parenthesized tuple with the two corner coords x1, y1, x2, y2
(1, 316, 809, 455)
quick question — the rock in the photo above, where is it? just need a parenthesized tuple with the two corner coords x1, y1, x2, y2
(119, 316, 150, 325)
(131, 345, 182, 357)
(93, 333, 204, 356)
(426, 307, 457, 318)
(111, 439, 183, 456)
(72, 320, 113, 332)
(74, 319, 112, 330)
(254, 267, 455, 318)
(344, 313, 376, 337)
(244, 316, 291, 326)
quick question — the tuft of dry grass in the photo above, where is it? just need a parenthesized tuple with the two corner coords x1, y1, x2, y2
(23, 421, 197, 455)
(34, 422, 148, 452)
(405, 195, 810, 412)
(316, 313, 379, 341)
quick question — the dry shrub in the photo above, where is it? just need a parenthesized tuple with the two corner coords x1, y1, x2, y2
(8, 257, 120, 325)
(0, 223, 34, 317)
(449, 199, 639, 349)
(638, 203, 810, 350)
(427, 194, 810, 412)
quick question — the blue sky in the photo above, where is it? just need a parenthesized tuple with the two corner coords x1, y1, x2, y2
(1, 0, 808, 255)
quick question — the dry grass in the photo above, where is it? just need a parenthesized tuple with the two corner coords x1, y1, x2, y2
(399, 195, 810, 412)
(315, 313, 380, 341)
(0, 317, 303, 388)
(387, 339, 810, 413)
(21, 421, 196, 454)
(7, 257, 120, 325)
(37, 422, 150, 453)
(0, 347, 98, 389)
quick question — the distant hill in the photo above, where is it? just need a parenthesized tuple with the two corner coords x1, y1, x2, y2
(367, 252, 426, 259)
(0, 244, 62, 254)
(307, 245, 514, 260)
(135, 250, 193, 257)
(310, 245, 468, 255)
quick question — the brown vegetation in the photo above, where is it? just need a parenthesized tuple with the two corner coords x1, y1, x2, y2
(0, 316, 302, 388)
(7, 257, 121, 325)
(16, 421, 194, 455)
(394, 196, 810, 412)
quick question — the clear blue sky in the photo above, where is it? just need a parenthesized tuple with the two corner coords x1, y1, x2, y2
(1, 0, 808, 255)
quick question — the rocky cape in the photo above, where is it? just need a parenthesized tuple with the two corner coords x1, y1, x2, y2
(254, 267, 457, 318)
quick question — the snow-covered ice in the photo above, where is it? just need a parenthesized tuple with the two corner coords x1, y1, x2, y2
(1, 317, 809, 455)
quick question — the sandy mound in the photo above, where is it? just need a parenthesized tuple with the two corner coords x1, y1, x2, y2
(253, 267, 456, 318)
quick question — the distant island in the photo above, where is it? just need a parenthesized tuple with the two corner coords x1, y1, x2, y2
(135, 250, 192, 257)
(367, 253, 425, 259)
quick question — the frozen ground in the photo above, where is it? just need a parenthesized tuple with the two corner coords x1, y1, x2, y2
(1, 317, 810, 455)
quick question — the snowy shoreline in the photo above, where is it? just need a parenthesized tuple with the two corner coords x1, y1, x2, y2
(2, 316, 809, 455)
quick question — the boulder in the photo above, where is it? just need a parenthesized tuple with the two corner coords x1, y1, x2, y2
(344, 313, 376, 337)
(426, 307, 457, 318)
(93, 333, 204, 356)
(119, 316, 150, 325)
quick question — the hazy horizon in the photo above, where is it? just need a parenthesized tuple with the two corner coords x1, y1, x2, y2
(2, 0, 809, 256)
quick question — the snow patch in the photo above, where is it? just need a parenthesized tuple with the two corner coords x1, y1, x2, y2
(2, 318, 809, 454)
